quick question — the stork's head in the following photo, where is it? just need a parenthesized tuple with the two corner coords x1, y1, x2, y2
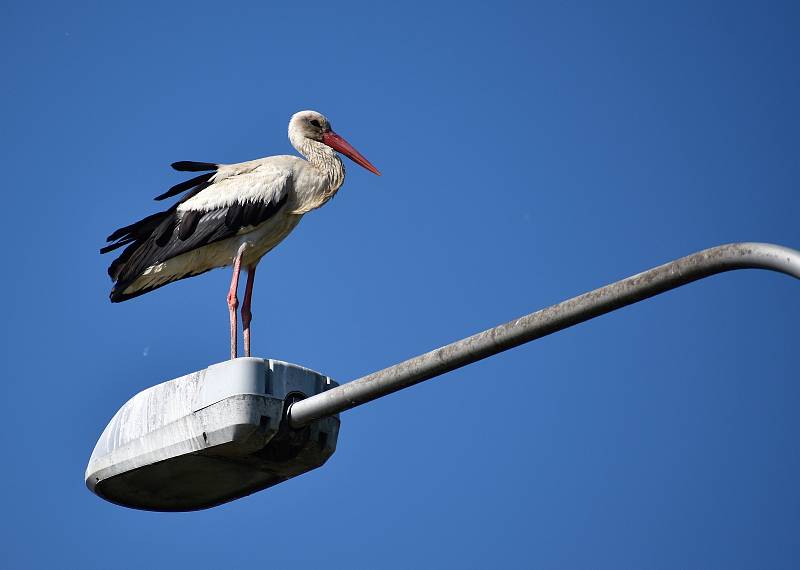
(289, 110, 381, 176)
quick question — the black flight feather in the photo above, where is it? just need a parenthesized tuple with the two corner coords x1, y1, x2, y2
(108, 267, 215, 303)
(105, 209, 172, 244)
(154, 214, 178, 247)
(171, 161, 217, 172)
(101, 177, 212, 271)
(154, 172, 215, 201)
(104, 192, 289, 302)
(99, 237, 134, 255)
(178, 210, 202, 240)
(105, 206, 177, 279)
(225, 202, 244, 228)
(103, 164, 292, 303)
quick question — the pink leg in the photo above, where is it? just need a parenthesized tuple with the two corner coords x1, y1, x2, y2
(227, 244, 247, 359)
(241, 265, 257, 357)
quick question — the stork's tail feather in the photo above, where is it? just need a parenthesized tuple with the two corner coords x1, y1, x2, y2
(109, 268, 213, 303)
(109, 277, 162, 303)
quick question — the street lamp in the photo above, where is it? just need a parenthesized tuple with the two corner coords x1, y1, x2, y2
(86, 242, 800, 511)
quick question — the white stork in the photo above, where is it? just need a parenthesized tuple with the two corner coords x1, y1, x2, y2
(101, 110, 380, 359)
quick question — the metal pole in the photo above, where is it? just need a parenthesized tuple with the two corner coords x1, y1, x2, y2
(289, 242, 800, 428)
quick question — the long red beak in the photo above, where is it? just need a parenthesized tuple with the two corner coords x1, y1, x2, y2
(322, 131, 381, 176)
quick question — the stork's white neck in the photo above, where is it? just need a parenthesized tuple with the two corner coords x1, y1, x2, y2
(290, 131, 346, 209)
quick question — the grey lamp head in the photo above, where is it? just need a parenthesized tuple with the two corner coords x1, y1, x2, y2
(85, 358, 340, 511)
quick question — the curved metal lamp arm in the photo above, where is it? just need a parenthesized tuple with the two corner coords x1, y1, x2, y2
(289, 242, 800, 428)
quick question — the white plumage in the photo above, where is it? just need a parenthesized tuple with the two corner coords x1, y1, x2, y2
(102, 110, 380, 358)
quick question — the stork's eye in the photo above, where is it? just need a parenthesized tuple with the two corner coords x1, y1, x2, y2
(309, 119, 322, 128)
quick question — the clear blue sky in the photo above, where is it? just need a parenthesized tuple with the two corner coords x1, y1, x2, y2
(1, 1, 798, 568)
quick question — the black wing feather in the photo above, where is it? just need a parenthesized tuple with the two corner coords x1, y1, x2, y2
(103, 162, 291, 302)
(155, 214, 178, 247)
(177, 209, 202, 240)
(104, 209, 172, 245)
(106, 192, 289, 302)
(243, 201, 263, 226)
(154, 173, 215, 201)
(171, 161, 217, 172)
(101, 179, 209, 255)
(101, 175, 216, 276)
(225, 202, 244, 228)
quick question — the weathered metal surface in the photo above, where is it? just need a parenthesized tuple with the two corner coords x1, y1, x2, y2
(86, 358, 340, 511)
(289, 242, 800, 427)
